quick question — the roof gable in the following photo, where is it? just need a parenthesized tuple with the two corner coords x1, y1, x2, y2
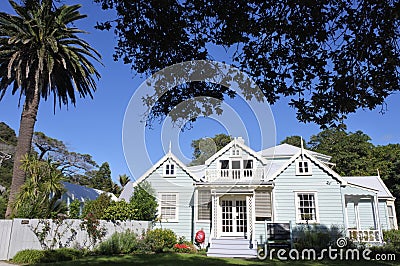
(204, 137, 268, 166)
(266, 149, 347, 185)
(132, 152, 199, 189)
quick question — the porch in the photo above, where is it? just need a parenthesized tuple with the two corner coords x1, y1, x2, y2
(204, 186, 272, 258)
(205, 169, 264, 182)
(344, 194, 383, 244)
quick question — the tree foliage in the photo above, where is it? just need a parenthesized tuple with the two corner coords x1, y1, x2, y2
(189, 133, 232, 166)
(89, 162, 114, 192)
(94, 0, 400, 128)
(280, 136, 308, 149)
(13, 154, 67, 218)
(81, 193, 112, 220)
(309, 129, 374, 176)
(1, 0, 101, 218)
(130, 181, 157, 221)
(305, 129, 400, 222)
(33, 132, 98, 178)
(102, 200, 136, 221)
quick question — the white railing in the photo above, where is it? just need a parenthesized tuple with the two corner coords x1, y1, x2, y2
(348, 229, 381, 243)
(205, 168, 264, 182)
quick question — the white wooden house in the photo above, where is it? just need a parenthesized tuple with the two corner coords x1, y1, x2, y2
(120, 137, 397, 257)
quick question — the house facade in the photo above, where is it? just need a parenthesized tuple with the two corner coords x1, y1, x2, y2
(120, 137, 397, 257)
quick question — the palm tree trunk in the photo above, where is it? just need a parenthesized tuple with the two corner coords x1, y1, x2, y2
(5, 88, 40, 218)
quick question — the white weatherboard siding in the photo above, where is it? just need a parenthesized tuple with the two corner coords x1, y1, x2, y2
(144, 160, 195, 241)
(358, 198, 376, 230)
(378, 200, 389, 230)
(254, 222, 266, 244)
(346, 202, 357, 229)
(273, 158, 345, 227)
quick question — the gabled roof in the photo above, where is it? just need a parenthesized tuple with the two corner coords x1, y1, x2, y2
(132, 152, 199, 188)
(344, 176, 394, 199)
(205, 137, 268, 166)
(62, 181, 118, 202)
(259, 144, 332, 162)
(266, 149, 347, 185)
(119, 152, 199, 201)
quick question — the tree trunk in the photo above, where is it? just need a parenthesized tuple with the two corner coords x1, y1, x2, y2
(5, 88, 40, 218)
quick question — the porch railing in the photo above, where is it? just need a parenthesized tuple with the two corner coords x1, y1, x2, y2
(348, 229, 381, 243)
(205, 168, 264, 181)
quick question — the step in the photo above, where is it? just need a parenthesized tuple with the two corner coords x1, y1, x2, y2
(207, 238, 258, 258)
(207, 248, 258, 255)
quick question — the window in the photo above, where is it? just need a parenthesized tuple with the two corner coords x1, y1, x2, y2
(198, 190, 211, 220)
(159, 193, 178, 221)
(295, 192, 318, 223)
(296, 160, 312, 175)
(164, 163, 175, 177)
(388, 205, 396, 229)
(220, 160, 229, 169)
(243, 160, 253, 169)
(231, 160, 240, 169)
(255, 190, 272, 221)
(231, 149, 240, 156)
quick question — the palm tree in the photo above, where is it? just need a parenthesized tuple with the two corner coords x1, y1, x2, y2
(0, 0, 101, 218)
(118, 174, 131, 188)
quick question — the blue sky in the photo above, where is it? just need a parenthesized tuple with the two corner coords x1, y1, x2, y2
(1, 1, 399, 183)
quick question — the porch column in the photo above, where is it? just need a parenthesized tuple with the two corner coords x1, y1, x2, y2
(211, 191, 218, 238)
(247, 194, 255, 242)
(372, 194, 382, 242)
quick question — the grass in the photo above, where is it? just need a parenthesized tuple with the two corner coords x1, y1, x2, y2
(30, 253, 400, 266)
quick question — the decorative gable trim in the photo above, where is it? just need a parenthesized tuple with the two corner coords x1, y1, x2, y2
(132, 152, 198, 188)
(267, 150, 348, 185)
(204, 137, 268, 166)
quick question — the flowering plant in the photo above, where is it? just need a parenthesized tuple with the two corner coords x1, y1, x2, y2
(173, 243, 196, 253)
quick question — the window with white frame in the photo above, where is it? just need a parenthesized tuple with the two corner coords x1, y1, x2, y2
(159, 193, 178, 221)
(164, 162, 175, 177)
(388, 205, 396, 229)
(296, 160, 312, 175)
(197, 190, 211, 220)
(295, 192, 319, 223)
(231, 148, 241, 156)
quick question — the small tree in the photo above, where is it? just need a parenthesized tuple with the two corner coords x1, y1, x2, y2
(81, 193, 111, 219)
(130, 181, 157, 221)
(13, 155, 66, 218)
(68, 199, 81, 219)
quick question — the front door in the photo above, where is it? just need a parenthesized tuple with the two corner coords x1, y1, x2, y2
(221, 197, 247, 237)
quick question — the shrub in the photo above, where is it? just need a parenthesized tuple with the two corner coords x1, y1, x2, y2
(293, 225, 344, 252)
(12, 248, 83, 264)
(96, 230, 139, 255)
(69, 199, 81, 219)
(12, 249, 45, 264)
(102, 200, 136, 221)
(145, 228, 177, 253)
(377, 229, 400, 255)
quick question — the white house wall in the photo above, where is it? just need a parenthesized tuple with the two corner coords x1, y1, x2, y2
(273, 158, 345, 228)
(358, 199, 376, 230)
(378, 200, 389, 230)
(141, 160, 195, 241)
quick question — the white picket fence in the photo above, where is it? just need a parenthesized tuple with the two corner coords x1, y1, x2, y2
(0, 218, 150, 260)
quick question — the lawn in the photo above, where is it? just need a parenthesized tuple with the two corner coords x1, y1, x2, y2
(31, 253, 399, 266)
